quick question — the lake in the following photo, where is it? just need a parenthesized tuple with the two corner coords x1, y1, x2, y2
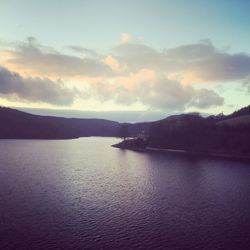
(1, 137, 250, 250)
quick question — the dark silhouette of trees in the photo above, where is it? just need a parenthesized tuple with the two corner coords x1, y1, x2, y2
(119, 124, 129, 141)
(147, 113, 250, 156)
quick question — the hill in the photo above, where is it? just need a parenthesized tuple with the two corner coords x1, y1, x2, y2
(218, 115, 250, 127)
(227, 104, 250, 119)
(1, 104, 250, 157)
(0, 107, 151, 139)
(0, 107, 120, 139)
(114, 105, 250, 158)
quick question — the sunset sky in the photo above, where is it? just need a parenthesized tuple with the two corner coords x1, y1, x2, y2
(1, 0, 250, 120)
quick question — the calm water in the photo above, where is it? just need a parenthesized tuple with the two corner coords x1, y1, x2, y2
(1, 138, 250, 250)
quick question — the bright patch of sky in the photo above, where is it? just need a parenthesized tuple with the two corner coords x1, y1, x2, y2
(0, 0, 250, 119)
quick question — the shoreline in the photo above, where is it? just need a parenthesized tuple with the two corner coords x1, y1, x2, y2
(112, 143, 250, 161)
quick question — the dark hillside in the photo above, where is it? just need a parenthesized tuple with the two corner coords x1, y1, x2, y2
(147, 112, 250, 156)
(0, 107, 120, 139)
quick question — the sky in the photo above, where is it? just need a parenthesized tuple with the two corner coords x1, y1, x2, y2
(0, 0, 250, 121)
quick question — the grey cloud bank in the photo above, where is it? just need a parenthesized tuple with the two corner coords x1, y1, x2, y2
(92, 77, 224, 112)
(114, 40, 250, 83)
(7, 37, 112, 77)
(1, 37, 250, 111)
(0, 67, 75, 105)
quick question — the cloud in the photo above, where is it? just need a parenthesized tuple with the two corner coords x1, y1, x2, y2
(1, 37, 112, 78)
(243, 78, 250, 94)
(164, 39, 217, 61)
(2, 37, 250, 84)
(137, 78, 224, 111)
(103, 55, 127, 73)
(113, 39, 250, 84)
(0, 66, 76, 105)
(189, 52, 250, 82)
(92, 75, 224, 111)
(66, 45, 100, 58)
(138, 78, 194, 110)
(1, 36, 248, 110)
(113, 43, 164, 71)
(3, 37, 250, 84)
(189, 89, 224, 108)
(118, 33, 135, 44)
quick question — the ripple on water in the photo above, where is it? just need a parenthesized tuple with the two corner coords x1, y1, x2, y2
(0, 138, 250, 250)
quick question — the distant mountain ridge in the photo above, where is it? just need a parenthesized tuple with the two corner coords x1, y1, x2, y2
(0, 107, 120, 139)
(0, 105, 250, 141)
(0, 106, 151, 139)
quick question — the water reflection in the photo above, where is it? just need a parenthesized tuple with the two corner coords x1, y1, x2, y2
(0, 138, 250, 250)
